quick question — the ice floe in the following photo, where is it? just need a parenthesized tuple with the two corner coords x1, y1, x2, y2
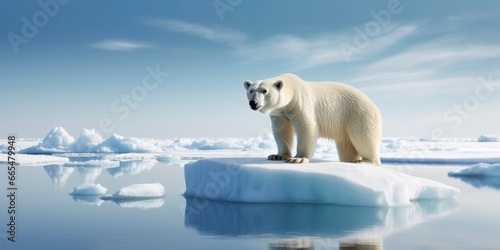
(448, 163, 500, 177)
(184, 158, 460, 206)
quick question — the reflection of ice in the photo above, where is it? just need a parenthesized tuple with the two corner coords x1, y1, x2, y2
(77, 167, 103, 183)
(108, 198, 165, 209)
(184, 198, 459, 238)
(106, 160, 157, 177)
(71, 195, 104, 206)
(451, 176, 500, 190)
(156, 155, 182, 165)
(43, 165, 74, 188)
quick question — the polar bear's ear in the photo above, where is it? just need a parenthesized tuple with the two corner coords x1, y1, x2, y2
(244, 80, 252, 90)
(274, 80, 283, 90)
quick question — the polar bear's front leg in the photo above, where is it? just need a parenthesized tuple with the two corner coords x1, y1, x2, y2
(268, 116, 294, 161)
(287, 125, 317, 164)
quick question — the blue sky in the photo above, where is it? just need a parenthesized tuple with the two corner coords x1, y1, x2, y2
(1, 0, 500, 139)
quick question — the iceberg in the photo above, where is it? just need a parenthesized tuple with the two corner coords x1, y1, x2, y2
(448, 163, 500, 190)
(184, 158, 459, 206)
(70, 128, 103, 152)
(69, 183, 107, 196)
(20, 127, 74, 153)
(19, 127, 161, 154)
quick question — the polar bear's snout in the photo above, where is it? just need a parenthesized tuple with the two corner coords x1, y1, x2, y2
(249, 100, 261, 110)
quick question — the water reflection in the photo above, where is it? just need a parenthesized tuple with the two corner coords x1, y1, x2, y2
(106, 160, 157, 177)
(184, 198, 458, 238)
(71, 195, 104, 206)
(76, 166, 103, 183)
(43, 165, 74, 188)
(449, 176, 500, 190)
(105, 198, 165, 209)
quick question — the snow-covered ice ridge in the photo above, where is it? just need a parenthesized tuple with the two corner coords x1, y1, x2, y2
(448, 163, 500, 177)
(0, 126, 499, 165)
(184, 158, 460, 207)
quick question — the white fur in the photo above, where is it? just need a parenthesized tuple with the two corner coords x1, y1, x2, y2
(244, 73, 382, 165)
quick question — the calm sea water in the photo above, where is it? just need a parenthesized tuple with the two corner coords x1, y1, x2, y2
(1, 158, 499, 250)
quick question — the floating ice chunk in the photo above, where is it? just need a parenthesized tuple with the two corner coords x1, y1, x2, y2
(70, 183, 108, 196)
(70, 128, 103, 152)
(105, 183, 165, 199)
(0, 154, 69, 166)
(96, 134, 161, 153)
(448, 163, 500, 177)
(381, 151, 500, 164)
(184, 158, 460, 206)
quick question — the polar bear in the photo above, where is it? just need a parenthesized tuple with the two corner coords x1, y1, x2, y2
(244, 73, 382, 165)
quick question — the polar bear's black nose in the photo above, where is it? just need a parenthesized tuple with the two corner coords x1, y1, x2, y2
(249, 100, 258, 110)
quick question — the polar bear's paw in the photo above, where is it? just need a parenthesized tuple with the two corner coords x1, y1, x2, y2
(268, 154, 291, 161)
(286, 157, 310, 164)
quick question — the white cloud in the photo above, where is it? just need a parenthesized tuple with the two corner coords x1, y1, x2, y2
(366, 41, 500, 73)
(89, 40, 151, 51)
(144, 18, 247, 44)
(237, 25, 417, 69)
(144, 18, 417, 69)
(353, 38, 500, 97)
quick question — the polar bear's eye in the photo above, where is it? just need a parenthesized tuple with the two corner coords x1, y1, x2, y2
(262, 89, 268, 94)
(249, 89, 254, 94)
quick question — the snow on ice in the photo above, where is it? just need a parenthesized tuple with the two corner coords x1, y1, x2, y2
(448, 163, 500, 177)
(2, 127, 499, 165)
(0, 153, 69, 166)
(184, 158, 460, 206)
(69, 183, 108, 196)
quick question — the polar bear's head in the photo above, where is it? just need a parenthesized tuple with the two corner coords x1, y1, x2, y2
(243, 78, 285, 114)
